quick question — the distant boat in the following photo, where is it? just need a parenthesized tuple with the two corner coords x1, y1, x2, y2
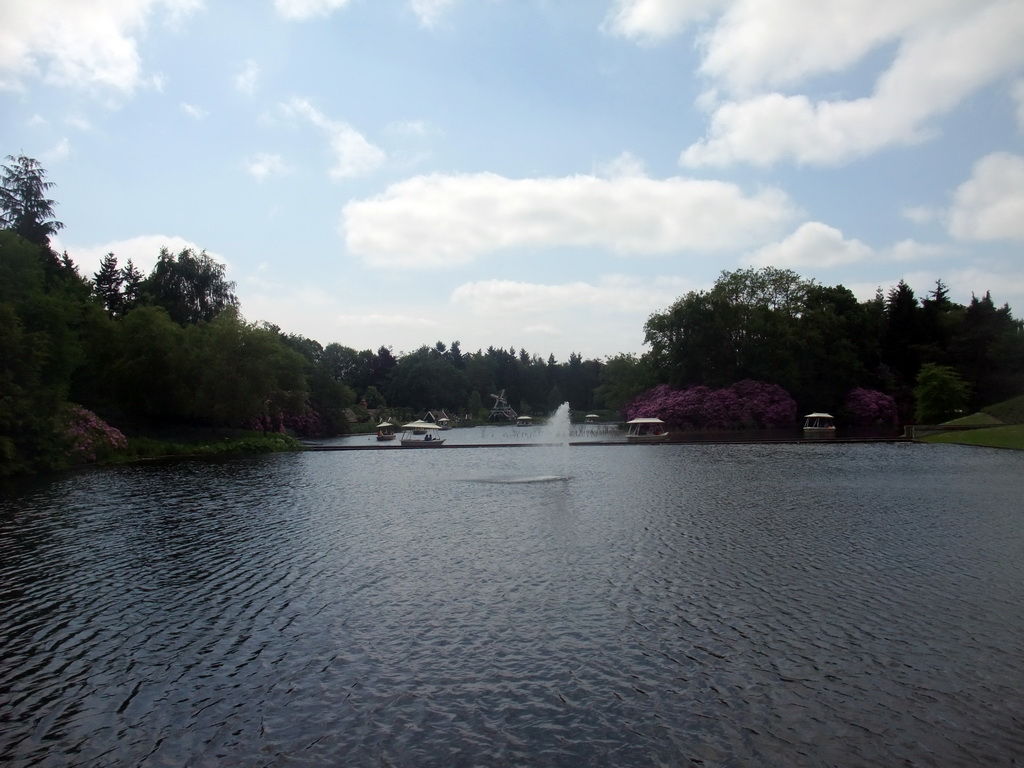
(625, 417, 669, 441)
(375, 421, 396, 441)
(803, 412, 836, 438)
(584, 414, 600, 424)
(400, 420, 446, 448)
(516, 415, 534, 427)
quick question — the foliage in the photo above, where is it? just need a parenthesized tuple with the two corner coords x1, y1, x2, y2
(594, 353, 654, 412)
(122, 433, 303, 460)
(144, 246, 238, 325)
(844, 388, 899, 426)
(0, 154, 64, 247)
(187, 308, 308, 428)
(623, 380, 798, 430)
(914, 363, 971, 424)
(63, 405, 127, 464)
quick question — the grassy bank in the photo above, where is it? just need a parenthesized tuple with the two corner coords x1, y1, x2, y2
(919, 425, 1024, 450)
(915, 394, 1024, 450)
(111, 432, 304, 464)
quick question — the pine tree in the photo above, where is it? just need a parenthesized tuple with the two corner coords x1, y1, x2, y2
(93, 253, 124, 317)
(0, 154, 64, 247)
(120, 259, 145, 312)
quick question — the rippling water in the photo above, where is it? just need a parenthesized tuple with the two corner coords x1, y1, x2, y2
(2, 442, 1023, 767)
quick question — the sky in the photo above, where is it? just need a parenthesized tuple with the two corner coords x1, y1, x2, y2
(2, 0, 1023, 362)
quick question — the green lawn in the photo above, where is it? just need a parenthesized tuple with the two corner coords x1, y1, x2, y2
(920, 424, 1024, 450)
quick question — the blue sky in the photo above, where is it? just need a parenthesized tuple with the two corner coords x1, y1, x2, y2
(3, 0, 1023, 361)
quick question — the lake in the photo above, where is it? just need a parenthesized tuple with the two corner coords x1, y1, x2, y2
(1, 438, 1022, 766)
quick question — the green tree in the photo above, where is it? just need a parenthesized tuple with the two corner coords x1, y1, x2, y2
(112, 306, 191, 420)
(93, 253, 124, 317)
(363, 385, 386, 409)
(188, 308, 308, 428)
(120, 258, 145, 313)
(883, 280, 922, 384)
(594, 353, 654, 412)
(950, 292, 1024, 408)
(0, 154, 64, 248)
(386, 345, 467, 412)
(793, 284, 874, 413)
(0, 228, 100, 473)
(645, 267, 811, 391)
(144, 246, 238, 325)
(914, 363, 970, 424)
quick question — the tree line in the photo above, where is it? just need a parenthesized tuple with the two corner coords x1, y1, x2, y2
(640, 266, 1024, 424)
(2, 153, 1022, 474)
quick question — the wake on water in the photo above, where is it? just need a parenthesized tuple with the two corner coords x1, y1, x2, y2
(466, 475, 569, 484)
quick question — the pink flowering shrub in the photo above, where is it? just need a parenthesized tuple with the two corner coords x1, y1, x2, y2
(63, 405, 128, 464)
(845, 388, 898, 426)
(623, 380, 797, 430)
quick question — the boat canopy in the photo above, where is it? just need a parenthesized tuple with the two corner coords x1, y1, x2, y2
(402, 420, 442, 430)
(803, 412, 834, 419)
(626, 417, 665, 424)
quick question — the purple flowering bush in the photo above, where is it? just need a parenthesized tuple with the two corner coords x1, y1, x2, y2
(63, 405, 128, 464)
(623, 380, 797, 430)
(844, 388, 898, 426)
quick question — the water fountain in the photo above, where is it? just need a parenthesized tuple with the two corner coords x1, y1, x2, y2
(532, 401, 572, 481)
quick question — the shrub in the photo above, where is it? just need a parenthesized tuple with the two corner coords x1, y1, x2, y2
(623, 380, 797, 430)
(845, 388, 899, 426)
(63, 405, 128, 464)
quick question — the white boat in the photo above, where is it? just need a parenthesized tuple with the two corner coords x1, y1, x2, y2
(516, 415, 534, 427)
(625, 417, 669, 441)
(803, 412, 836, 438)
(584, 414, 600, 424)
(375, 421, 397, 441)
(400, 420, 447, 447)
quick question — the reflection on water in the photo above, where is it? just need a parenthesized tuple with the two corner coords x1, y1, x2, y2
(2, 443, 1023, 766)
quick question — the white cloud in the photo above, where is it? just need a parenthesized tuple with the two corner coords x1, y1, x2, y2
(273, 0, 356, 20)
(0, 0, 201, 95)
(181, 102, 207, 120)
(41, 137, 71, 163)
(246, 152, 293, 182)
(883, 239, 950, 262)
(902, 205, 937, 225)
(235, 59, 259, 95)
(749, 222, 949, 268)
(342, 169, 798, 268)
(749, 222, 873, 268)
(386, 119, 431, 137)
(64, 234, 223, 279)
(334, 312, 440, 330)
(608, 1, 1024, 167)
(282, 98, 386, 180)
(409, 0, 458, 27)
(1013, 79, 1024, 134)
(65, 114, 92, 131)
(948, 152, 1024, 241)
(274, 0, 454, 26)
(451, 274, 687, 316)
(695, 0, 966, 94)
(602, 0, 725, 43)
